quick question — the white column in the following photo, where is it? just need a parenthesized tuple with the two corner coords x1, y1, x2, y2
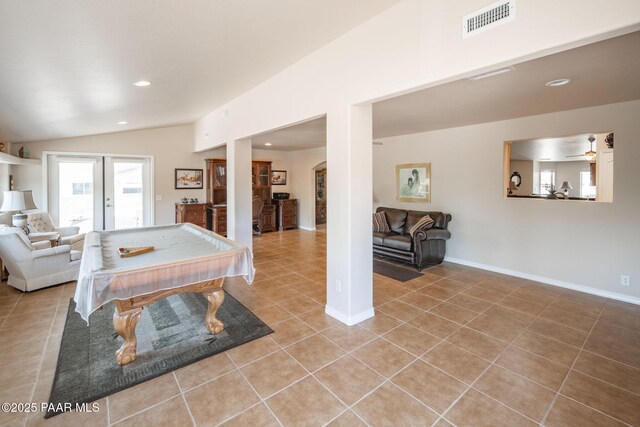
(226, 138, 253, 252)
(325, 104, 374, 325)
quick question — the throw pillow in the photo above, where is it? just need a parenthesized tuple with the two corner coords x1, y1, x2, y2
(409, 214, 434, 237)
(372, 211, 390, 232)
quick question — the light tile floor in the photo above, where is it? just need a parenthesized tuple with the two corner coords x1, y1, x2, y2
(1, 229, 639, 426)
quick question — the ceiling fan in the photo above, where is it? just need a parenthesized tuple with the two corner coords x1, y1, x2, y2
(566, 135, 596, 161)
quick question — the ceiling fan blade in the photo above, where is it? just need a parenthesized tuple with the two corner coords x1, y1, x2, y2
(565, 154, 586, 158)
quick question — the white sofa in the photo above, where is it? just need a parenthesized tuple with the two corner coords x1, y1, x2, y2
(27, 212, 85, 251)
(0, 225, 81, 291)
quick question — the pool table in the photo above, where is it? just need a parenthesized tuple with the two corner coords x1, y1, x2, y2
(75, 223, 255, 365)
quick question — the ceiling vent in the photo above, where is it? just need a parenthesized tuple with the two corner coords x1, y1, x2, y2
(463, 0, 515, 38)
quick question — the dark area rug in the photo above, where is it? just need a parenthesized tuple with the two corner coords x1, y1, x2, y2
(47, 292, 272, 418)
(374, 257, 424, 282)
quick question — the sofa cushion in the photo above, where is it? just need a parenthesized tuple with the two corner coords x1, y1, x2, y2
(372, 212, 390, 232)
(382, 235, 412, 251)
(27, 212, 56, 233)
(409, 215, 434, 237)
(373, 231, 394, 245)
(404, 211, 447, 233)
(379, 208, 408, 234)
(70, 250, 82, 262)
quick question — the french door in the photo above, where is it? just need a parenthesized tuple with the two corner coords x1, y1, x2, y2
(47, 154, 152, 232)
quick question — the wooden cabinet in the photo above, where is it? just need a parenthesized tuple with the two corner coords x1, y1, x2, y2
(175, 203, 206, 228)
(205, 159, 228, 235)
(252, 161, 274, 231)
(204, 159, 276, 234)
(206, 159, 227, 206)
(252, 161, 272, 204)
(261, 204, 276, 232)
(273, 199, 297, 231)
(207, 206, 227, 236)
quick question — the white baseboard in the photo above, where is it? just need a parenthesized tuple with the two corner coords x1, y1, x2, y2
(445, 257, 640, 306)
(298, 225, 316, 231)
(325, 305, 375, 325)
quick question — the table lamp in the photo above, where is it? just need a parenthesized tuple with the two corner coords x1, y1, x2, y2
(507, 180, 518, 195)
(559, 181, 573, 196)
(0, 190, 37, 228)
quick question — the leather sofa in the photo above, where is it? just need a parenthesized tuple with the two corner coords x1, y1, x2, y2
(373, 207, 452, 270)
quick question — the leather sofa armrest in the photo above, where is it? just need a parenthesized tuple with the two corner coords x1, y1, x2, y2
(32, 245, 71, 259)
(413, 229, 451, 242)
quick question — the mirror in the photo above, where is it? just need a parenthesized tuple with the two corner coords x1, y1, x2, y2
(510, 172, 521, 187)
(505, 132, 614, 202)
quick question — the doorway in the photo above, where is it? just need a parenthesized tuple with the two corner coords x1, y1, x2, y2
(315, 167, 326, 228)
(46, 154, 153, 232)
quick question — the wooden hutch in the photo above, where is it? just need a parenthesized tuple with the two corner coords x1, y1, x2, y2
(204, 159, 277, 235)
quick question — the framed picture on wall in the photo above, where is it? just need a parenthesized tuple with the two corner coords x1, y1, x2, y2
(271, 170, 287, 185)
(396, 163, 431, 202)
(175, 168, 203, 189)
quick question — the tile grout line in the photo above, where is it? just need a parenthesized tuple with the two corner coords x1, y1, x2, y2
(172, 371, 197, 427)
(27, 288, 64, 421)
(437, 286, 553, 425)
(537, 303, 632, 427)
(0, 291, 22, 330)
(222, 350, 285, 427)
(106, 396, 111, 427)
(243, 252, 637, 425)
(109, 392, 182, 426)
(277, 343, 375, 426)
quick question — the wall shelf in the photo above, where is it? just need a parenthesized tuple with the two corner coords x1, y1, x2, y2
(0, 151, 41, 165)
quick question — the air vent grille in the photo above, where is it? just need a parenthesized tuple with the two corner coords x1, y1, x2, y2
(463, 0, 515, 38)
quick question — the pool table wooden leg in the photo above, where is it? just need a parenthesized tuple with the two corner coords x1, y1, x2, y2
(113, 307, 142, 366)
(204, 286, 225, 334)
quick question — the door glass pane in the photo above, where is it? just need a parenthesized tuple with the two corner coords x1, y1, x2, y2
(215, 164, 226, 187)
(113, 162, 144, 229)
(59, 162, 94, 233)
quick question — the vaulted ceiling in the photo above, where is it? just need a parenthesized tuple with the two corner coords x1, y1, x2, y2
(0, 0, 401, 142)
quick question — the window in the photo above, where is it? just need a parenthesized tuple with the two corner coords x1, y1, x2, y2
(72, 182, 93, 195)
(540, 170, 555, 194)
(580, 171, 596, 198)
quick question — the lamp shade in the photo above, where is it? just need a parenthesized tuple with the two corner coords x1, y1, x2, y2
(559, 181, 573, 191)
(0, 190, 37, 212)
(508, 181, 518, 191)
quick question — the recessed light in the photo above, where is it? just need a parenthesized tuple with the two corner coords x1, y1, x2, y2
(117, 121, 128, 125)
(545, 78, 571, 87)
(468, 66, 514, 81)
(133, 80, 151, 87)
(264, 143, 272, 146)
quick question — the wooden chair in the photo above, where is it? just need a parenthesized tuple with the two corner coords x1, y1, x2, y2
(252, 196, 264, 235)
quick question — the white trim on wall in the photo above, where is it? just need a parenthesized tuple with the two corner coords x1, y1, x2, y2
(445, 256, 640, 306)
(325, 306, 375, 326)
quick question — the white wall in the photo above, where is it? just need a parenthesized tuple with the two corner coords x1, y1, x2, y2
(374, 100, 640, 301)
(191, 0, 640, 321)
(10, 125, 223, 225)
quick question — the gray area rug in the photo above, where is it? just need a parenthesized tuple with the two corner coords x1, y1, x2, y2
(374, 257, 423, 282)
(46, 292, 272, 418)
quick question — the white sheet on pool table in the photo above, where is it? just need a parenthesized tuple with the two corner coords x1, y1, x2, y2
(75, 224, 255, 321)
